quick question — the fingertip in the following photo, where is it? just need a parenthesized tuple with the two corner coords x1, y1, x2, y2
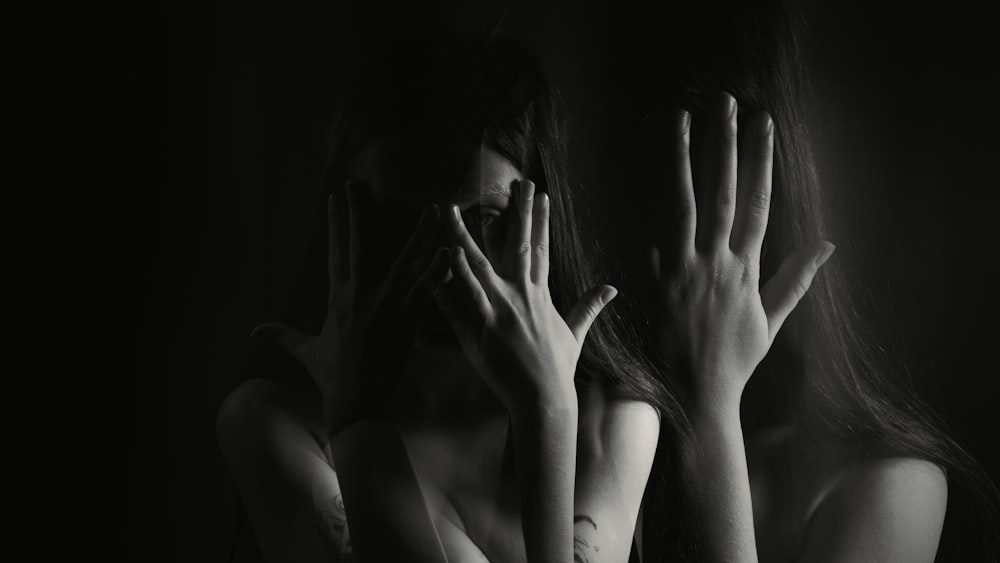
(450, 245, 464, 265)
(602, 285, 619, 304)
(719, 91, 738, 118)
(250, 324, 264, 341)
(814, 241, 836, 268)
(676, 108, 691, 135)
(250, 322, 278, 343)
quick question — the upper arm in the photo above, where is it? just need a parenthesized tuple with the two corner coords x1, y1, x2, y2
(798, 457, 947, 563)
(574, 394, 661, 563)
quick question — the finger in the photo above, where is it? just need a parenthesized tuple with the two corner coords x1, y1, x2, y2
(431, 275, 487, 374)
(447, 204, 501, 295)
(448, 246, 492, 320)
(345, 181, 373, 282)
(731, 112, 774, 262)
(760, 241, 835, 345)
(251, 322, 310, 361)
(328, 191, 349, 281)
(665, 109, 696, 262)
(500, 180, 533, 280)
(566, 285, 618, 343)
(385, 204, 440, 299)
(403, 247, 451, 312)
(530, 187, 549, 285)
(695, 93, 739, 254)
(648, 246, 661, 281)
(431, 249, 491, 350)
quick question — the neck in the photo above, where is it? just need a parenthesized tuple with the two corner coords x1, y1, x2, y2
(393, 346, 503, 423)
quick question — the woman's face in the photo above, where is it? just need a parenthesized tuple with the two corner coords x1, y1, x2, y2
(346, 130, 526, 348)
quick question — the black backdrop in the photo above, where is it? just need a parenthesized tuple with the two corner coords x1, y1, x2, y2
(133, 1, 1000, 560)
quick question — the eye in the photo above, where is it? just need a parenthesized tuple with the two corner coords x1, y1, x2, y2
(464, 207, 504, 229)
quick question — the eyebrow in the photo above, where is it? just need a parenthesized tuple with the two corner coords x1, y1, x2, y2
(455, 182, 512, 203)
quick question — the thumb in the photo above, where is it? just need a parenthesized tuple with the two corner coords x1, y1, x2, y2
(566, 285, 618, 343)
(251, 322, 310, 360)
(760, 241, 835, 344)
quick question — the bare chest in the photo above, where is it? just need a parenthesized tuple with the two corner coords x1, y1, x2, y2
(401, 416, 528, 562)
(748, 430, 842, 563)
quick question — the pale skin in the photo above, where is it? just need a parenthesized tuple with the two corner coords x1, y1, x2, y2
(645, 93, 947, 562)
(217, 133, 659, 562)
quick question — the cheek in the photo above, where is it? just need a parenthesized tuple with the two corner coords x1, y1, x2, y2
(482, 226, 507, 267)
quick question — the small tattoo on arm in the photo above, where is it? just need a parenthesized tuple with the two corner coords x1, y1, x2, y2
(574, 514, 599, 563)
(318, 494, 353, 560)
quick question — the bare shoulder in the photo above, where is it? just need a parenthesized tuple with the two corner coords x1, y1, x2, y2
(838, 456, 946, 496)
(800, 456, 947, 562)
(824, 456, 947, 524)
(577, 383, 660, 463)
(574, 385, 661, 562)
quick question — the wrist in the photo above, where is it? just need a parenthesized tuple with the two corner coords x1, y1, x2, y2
(686, 404, 742, 436)
(507, 379, 578, 418)
(508, 388, 578, 426)
(683, 372, 744, 420)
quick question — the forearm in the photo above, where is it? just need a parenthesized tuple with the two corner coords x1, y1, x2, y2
(328, 419, 447, 563)
(510, 392, 579, 562)
(680, 404, 759, 563)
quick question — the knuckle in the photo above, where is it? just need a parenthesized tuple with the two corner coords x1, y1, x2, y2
(748, 188, 770, 212)
(738, 262, 759, 286)
(675, 202, 695, 220)
(720, 123, 738, 142)
(533, 243, 549, 258)
(793, 277, 812, 299)
(469, 253, 491, 271)
(673, 141, 691, 160)
(716, 187, 736, 208)
(517, 242, 532, 255)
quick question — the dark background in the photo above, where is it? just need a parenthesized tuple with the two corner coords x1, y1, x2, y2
(133, 1, 999, 560)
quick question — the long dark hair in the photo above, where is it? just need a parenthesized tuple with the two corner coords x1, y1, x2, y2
(604, 1, 999, 561)
(278, 32, 682, 430)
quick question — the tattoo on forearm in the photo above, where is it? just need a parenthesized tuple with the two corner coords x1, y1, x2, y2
(317, 494, 353, 560)
(574, 514, 599, 563)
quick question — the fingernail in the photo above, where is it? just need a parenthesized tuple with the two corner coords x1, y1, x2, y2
(680, 110, 691, 134)
(522, 179, 535, 200)
(450, 204, 461, 221)
(814, 242, 836, 268)
(602, 286, 619, 303)
(721, 93, 737, 117)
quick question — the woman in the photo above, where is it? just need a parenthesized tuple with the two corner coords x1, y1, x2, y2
(610, 2, 1000, 561)
(216, 34, 673, 562)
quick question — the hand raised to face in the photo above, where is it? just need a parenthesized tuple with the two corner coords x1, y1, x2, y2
(426, 179, 619, 412)
(649, 94, 835, 415)
(253, 181, 450, 433)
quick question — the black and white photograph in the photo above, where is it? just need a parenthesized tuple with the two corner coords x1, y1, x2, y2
(133, 1, 1000, 560)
